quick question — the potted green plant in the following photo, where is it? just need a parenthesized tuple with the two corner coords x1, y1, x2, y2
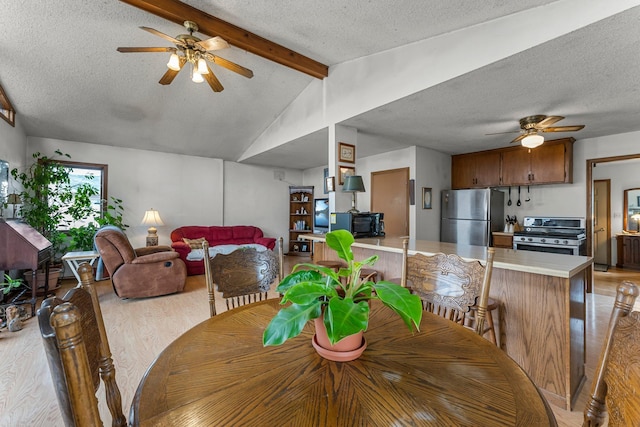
(10, 150, 100, 289)
(67, 196, 128, 251)
(1, 274, 27, 304)
(263, 229, 422, 360)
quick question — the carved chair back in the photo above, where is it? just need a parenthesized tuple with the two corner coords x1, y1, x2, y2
(584, 281, 640, 427)
(38, 263, 126, 427)
(203, 237, 283, 316)
(401, 245, 495, 337)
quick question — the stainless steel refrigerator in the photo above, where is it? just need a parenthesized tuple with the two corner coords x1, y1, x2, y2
(440, 188, 504, 247)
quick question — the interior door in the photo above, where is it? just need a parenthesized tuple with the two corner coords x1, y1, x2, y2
(371, 168, 409, 237)
(593, 179, 611, 268)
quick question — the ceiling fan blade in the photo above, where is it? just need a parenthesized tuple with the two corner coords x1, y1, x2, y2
(203, 65, 224, 92)
(140, 26, 181, 45)
(510, 134, 527, 143)
(486, 130, 522, 136)
(117, 47, 176, 53)
(196, 36, 229, 52)
(534, 116, 564, 129)
(205, 54, 254, 78)
(159, 56, 186, 85)
(541, 125, 585, 133)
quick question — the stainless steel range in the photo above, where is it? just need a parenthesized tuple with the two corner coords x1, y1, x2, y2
(513, 217, 586, 256)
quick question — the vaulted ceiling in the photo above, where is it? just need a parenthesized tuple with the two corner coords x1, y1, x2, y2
(2, 1, 639, 170)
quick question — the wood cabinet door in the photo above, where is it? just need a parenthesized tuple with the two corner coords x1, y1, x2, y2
(451, 155, 476, 189)
(501, 148, 531, 185)
(530, 142, 567, 184)
(474, 151, 502, 187)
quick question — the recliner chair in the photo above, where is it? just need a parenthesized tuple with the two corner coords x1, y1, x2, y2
(94, 227, 186, 298)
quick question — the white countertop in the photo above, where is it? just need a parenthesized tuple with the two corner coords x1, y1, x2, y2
(302, 234, 592, 278)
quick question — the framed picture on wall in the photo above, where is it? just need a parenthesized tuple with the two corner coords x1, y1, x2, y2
(325, 176, 335, 192)
(338, 142, 356, 163)
(339, 166, 355, 185)
(422, 187, 432, 209)
(323, 168, 329, 193)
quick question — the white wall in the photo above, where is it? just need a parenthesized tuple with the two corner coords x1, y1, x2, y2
(415, 146, 451, 241)
(223, 161, 302, 249)
(27, 137, 224, 248)
(0, 116, 27, 218)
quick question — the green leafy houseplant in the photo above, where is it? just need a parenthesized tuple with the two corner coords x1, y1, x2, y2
(10, 150, 99, 259)
(67, 196, 128, 251)
(263, 229, 423, 347)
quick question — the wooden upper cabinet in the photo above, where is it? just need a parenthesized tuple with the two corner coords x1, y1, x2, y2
(452, 138, 574, 189)
(451, 150, 501, 189)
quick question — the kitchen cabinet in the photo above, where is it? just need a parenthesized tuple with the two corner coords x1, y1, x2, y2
(616, 234, 640, 270)
(501, 138, 572, 185)
(451, 150, 501, 189)
(492, 232, 514, 249)
(451, 137, 574, 189)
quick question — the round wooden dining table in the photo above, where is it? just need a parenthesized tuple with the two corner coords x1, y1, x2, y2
(130, 299, 557, 426)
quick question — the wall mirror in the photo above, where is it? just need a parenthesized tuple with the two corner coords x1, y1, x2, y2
(623, 187, 640, 232)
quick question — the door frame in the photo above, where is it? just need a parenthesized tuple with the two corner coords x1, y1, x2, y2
(586, 153, 640, 292)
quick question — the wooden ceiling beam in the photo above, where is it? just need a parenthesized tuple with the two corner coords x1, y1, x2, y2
(119, 0, 329, 79)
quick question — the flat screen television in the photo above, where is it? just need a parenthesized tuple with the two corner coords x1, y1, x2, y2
(314, 198, 329, 231)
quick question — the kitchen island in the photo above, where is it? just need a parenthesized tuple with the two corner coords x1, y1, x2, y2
(302, 234, 593, 411)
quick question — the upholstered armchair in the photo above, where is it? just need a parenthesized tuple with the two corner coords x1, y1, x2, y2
(94, 227, 187, 298)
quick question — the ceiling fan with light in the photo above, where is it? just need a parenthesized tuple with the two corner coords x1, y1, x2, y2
(117, 20, 253, 93)
(488, 115, 585, 148)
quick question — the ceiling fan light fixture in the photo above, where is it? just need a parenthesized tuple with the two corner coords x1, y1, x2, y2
(197, 58, 209, 75)
(167, 53, 181, 71)
(191, 64, 204, 83)
(521, 133, 544, 149)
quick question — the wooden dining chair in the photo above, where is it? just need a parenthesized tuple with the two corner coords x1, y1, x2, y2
(401, 245, 496, 341)
(583, 281, 640, 427)
(38, 262, 127, 427)
(203, 237, 284, 317)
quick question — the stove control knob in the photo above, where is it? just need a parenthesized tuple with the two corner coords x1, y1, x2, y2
(554, 239, 560, 244)
(540, 239, 546, 243)
(563, 240, 568, 245)
(527, 238, 533, 242)
(520, 237, 526, 242)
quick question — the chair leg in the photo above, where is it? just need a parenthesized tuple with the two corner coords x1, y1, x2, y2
(484, 307, 497, 345)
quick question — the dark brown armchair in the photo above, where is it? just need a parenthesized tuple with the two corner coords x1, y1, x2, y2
(94, 227, 186, 298)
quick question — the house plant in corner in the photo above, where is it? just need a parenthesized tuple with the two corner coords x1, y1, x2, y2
(10, 150, 100, 289)
(263, 229, 422, 361)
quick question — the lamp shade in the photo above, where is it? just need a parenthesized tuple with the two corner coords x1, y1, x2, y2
(343, 175, 365, 193)
(521, 133, 544, 149)
(141, 209, 164, 227)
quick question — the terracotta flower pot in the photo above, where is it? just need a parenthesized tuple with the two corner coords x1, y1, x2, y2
(312, 316, 367, 362)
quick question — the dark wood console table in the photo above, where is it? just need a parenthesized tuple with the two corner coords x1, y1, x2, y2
(0, 219, 52, 317)
(616, 234, 640, 270)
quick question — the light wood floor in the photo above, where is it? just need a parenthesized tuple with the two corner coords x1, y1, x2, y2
(1, 259, 639, 426)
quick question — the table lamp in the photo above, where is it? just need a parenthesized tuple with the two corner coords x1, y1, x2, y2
(343, 175, 365, 213)
(632, 213, 640, 232)
(141, 208, 164, 246)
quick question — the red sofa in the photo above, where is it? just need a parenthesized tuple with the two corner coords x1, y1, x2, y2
(170, 225, 276, 276)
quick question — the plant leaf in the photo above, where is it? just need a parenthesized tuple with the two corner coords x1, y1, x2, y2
(325, 298, 369, 344)
(283, 282, 337, 305)
(263, 302, 321, 346)
(373, 281, 423, 331)
(275, 270, 322, 293)
(325, 230, 354, 263)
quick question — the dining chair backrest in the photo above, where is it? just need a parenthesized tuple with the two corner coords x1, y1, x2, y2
(583, 281, 640, 427)
(38, 263, 127, 427)
(203, 237, 283, 317)
(401, 244, 495, 337)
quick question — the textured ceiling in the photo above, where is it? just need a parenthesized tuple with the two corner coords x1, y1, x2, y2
(1, 1, 639, 170)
